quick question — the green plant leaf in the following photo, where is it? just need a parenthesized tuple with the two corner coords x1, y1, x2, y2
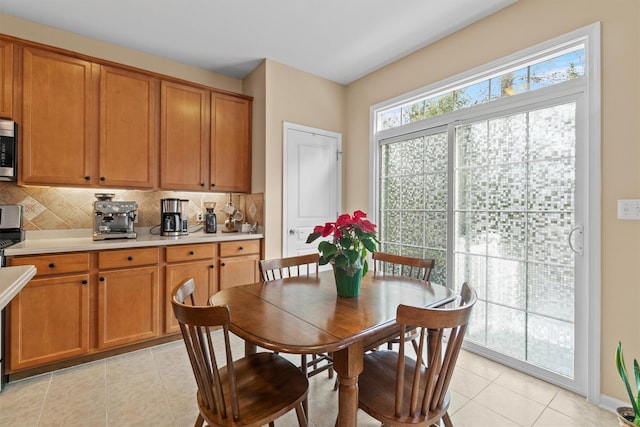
(616, 342, 640, 417)
(334, 254, 348, 267)
(363, 238, 377, 252)
(306, 232, 322, 244)
(362, 259, 369, 276)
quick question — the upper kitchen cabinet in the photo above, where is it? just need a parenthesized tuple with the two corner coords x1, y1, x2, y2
(160, 81, 210, 191)
(210, 93, 251, 193)
(99, 66, 158, 188)
(20, 47, 97, 186)
(0, 41, 13, 118)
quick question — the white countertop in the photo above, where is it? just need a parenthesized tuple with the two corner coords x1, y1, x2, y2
(0, 265, 37, 309)
(3, 227, 264, 256)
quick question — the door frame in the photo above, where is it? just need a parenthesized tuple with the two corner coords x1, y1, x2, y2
(282, 122, 342, 257)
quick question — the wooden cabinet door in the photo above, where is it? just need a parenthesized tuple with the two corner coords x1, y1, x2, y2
(97, 265, 159, 349)
(165, 260, 217, 333)
(0, 41, 13, 118)
(99, 66, 158, 188)
(9, 274, 90, 371)
(219, 254, 260, 290)
(211, 93, 251, 193)
(160, 81, 209, 190)
(20, 47, 97, 186)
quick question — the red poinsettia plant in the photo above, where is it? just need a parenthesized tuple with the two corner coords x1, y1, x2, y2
(306, 210, 378, 276)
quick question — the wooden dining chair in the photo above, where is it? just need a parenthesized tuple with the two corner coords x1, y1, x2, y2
(259, 253, 334, 380)
(372, 251, 436, 354)
(358, 283, 477, 427)
(372, 251, 435, 282)
(171, 278, 309, 427)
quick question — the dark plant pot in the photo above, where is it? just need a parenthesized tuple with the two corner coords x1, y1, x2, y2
(333, 264, 363, 298)
(617, 407, 638, 427)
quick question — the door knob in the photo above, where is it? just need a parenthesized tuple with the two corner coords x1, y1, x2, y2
(289, 228, 295, 235)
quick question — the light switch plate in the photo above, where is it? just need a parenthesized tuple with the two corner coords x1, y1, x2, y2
(617, 199, 640, 220)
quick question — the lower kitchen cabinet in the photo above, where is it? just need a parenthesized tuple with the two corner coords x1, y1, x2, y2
(97, 248, 160, 349)
(219, 240, 260, 289)
(9, 275, 90, 371)
(5, 238, 261, 376)
(165, 243, 217, 333)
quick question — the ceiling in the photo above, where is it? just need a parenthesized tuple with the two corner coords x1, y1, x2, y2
(0, 0, 517, 85)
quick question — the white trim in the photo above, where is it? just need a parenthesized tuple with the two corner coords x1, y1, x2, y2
(369, 22, 602, 404)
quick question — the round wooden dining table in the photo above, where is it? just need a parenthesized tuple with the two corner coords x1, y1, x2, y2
(209, 269, 454, 427)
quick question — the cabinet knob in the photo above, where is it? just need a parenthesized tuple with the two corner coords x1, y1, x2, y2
(99, 277, 105, 282)
(200, 183, 205, 187)
(127, 256, 133, 261)
(211, 183, 216, 187)
(100, 176, 106, 181)
(221, 262, 226, 267)
(81, 279, 88, 285)
(84, 176, 91, 181)
(210, 264, 214, 269)
(189, 251, 195, 255)
(238, 246, 243, 251)
(48, 263, 56, 268)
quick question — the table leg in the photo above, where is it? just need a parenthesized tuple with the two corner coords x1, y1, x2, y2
(332, 342, 363, 427)
(244, 341, 257, 356)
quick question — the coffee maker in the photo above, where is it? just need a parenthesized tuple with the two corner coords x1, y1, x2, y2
(93, 194, 138, 240)
(160, 198, 188, 237)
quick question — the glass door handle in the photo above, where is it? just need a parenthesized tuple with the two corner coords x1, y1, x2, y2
(568, 226, 583, 255)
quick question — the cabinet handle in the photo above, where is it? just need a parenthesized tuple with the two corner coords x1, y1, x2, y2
(100, 176, 106, 181)
(211, 183, 216, 187)
(210, 264, 214, 269)
(81, 279, 88, 285)
(84, 176, 91, 181)
(127, 256, 133, 261)
(189, 251, 195, 255)
(99, 277, 105, 282)
(48, 263, 56, 268)
(238, 246, 243, 251)
(200, 182, 205, 187)
(221, 262, 225, 267)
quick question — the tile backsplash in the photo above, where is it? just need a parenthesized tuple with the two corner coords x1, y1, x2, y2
(0, 182, 263, 231)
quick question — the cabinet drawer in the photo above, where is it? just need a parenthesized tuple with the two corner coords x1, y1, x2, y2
(219, 240, 260, 257)
(98, 247, 159, 270)
(9, 253, 90, 276)
(166, 243, 216, 263)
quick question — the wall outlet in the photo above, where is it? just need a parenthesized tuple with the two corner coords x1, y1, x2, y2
(196, 212, 203, 223)
(617, 199, 640, 220)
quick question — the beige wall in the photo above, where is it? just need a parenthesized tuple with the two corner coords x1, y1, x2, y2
(346, 0, 640, 402)
(0, 14, 242, 93)
(260, 59, 347, 258)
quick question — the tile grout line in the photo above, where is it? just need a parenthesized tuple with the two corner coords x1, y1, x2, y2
(35, 373, 53, 426)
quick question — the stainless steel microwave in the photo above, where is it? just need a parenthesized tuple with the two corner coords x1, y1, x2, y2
(0, 119, 17, 182)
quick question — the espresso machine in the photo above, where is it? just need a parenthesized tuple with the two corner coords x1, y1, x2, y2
(93, 194, 138, 240)
(161, 198, 188, 237)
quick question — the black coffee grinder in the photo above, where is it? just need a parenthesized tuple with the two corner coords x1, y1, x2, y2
(204, 202, 217, 233)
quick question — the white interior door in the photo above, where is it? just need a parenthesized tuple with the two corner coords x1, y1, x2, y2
(283, 122, 341, 258)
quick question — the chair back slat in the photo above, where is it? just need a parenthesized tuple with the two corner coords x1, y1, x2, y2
(260, 253, 320, 281)
(171, 279, 237, 422)
(391, 283, 476, 421)
(373, 252, 435, 282)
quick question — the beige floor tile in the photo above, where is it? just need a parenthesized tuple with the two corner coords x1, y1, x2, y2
(0, 373, 51, 424)
(548, 389, 618, 426)
(449, 365, 492, 398)
(473, 382, 546, 426)
(450, 400, 521, 426)
(533, 407, 584, 426)
(456, 349, 508, 381)
(494, 367, 560, 406)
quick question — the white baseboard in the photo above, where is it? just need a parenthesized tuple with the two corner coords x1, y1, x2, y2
(600, 393, 629, 413)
